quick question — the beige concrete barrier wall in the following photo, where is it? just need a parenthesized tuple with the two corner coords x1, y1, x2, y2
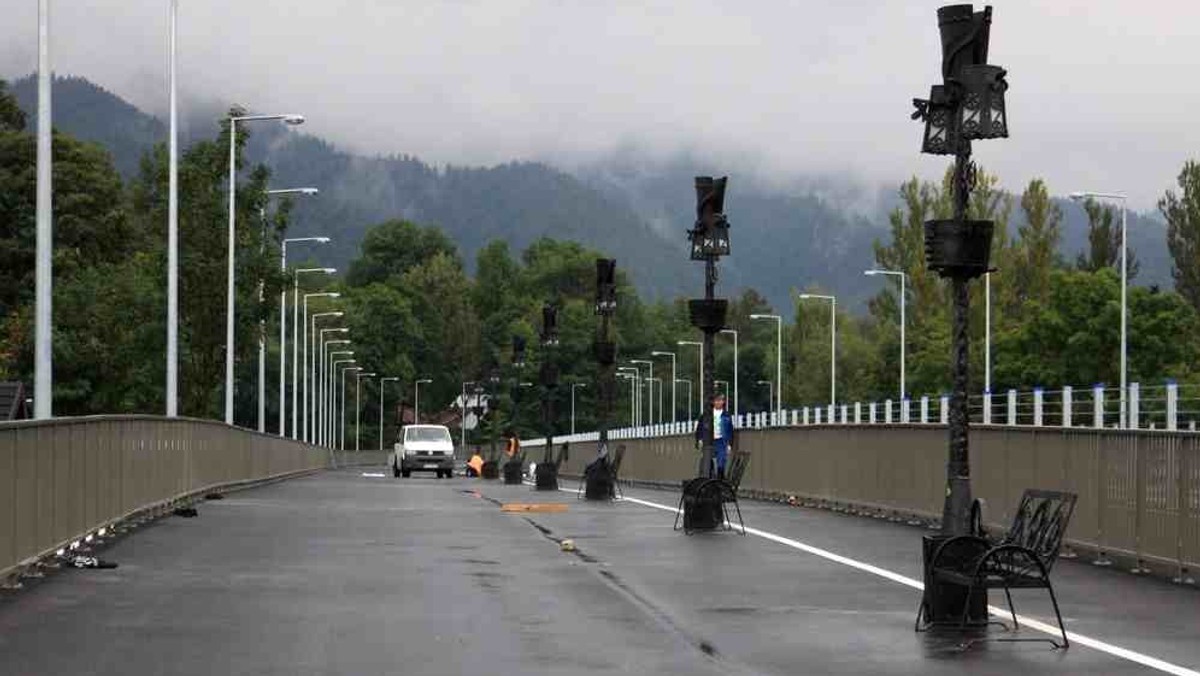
(544, 425, 1200, 577)
(0, 416, 327, 580)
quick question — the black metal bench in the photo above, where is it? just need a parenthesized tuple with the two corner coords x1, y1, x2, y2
(674, 450, 750, 535)
(916, 489, 1077, 649)
(579, 444, 624, 500)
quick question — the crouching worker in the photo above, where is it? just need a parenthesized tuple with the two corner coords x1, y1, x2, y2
(467, 448, 484, 477)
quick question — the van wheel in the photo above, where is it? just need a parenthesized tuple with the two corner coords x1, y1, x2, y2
(401, 469, 411, 478)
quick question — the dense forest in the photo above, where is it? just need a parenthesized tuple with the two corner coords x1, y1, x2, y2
(3, 76, 1200, 445)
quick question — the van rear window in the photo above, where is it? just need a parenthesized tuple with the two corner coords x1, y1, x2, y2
(406, 427, 451, 443)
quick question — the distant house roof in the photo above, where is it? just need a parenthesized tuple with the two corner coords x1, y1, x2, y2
(0, 382, 30, 421)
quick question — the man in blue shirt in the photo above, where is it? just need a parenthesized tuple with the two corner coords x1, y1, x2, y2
(694, 393, 735, 478)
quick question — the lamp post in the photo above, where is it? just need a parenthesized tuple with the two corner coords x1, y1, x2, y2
(414, 379, 432, 424)
(630, 360, 653, 424)
(719, 329, 739, 419)
(284, 264, 333, 437)
(750, 314, 783, 414)
(651, 351, 677, 423)
(331, 358, 356, 446)
(617, 367, 639, 426)
(756, 380, 773, 413)
(327, 350, 353, 444)
(166, 0, 178, 417)
(593, 258, 619, 464)
(618, 373, 636, 426)
(258, 190, 320, 433)
(301, 293, 339, 441)
(34, 0, 52, 419)
(1070, 191, 1129, 428)
(865, 270, 907, 400)
(459, 380, 475, 456)
(676, 379, 693, 424)
(379, 377, 400, 451)
(797, 296, 836, 407)
(338, 365, 360, 450)
(225, 112, 305, 425)
(319, 332, 350, 445)
(648, 377, 663, 426)
(355, 372, 376, 451)
(570, 383, 586, 435)
(910, 3, 1008, 537)
(677, 341, 703, 420)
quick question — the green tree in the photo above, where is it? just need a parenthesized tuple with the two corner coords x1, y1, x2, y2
(1159, 160, 1200, 313)
(346, 219, 458, 287)
(1013, 178, 1062, 306)
(0, 80, 25, 131)
(1076, 198, 1139, 278)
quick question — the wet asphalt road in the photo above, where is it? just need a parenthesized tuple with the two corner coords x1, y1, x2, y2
(1, 469, 1197, 676)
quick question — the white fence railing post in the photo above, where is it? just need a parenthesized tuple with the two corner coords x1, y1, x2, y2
(884, 399, 893, 424)
(983, 390, 992, 425)
(940, 395, 949, 424)
(1007, 389, 1017, 426)
(854, 402, 862, 424)
(803, 407, 810, 425)
(920, 396, 929, 424)
(1129, 382, 1140, 430)
(901, 398, 910, 423)
(1033, 387, 1044, 427)
(840, 404, 848, 424)
(1062, 386, 1072, 429)
(1094, 384, 1105, 429)
(869, 402, 877, 424)
(1167, 381, 1179, 431)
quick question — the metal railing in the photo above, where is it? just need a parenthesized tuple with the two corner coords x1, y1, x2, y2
(0, 415, 327, 581)
(527, 424, 1200, 581)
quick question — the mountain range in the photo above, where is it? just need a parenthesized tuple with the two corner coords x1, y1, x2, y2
(9, 75, 1174, 314)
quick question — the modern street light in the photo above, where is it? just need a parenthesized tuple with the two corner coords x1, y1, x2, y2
(756, 380, 773, 412)
(796, 296, 836, 406)
(355, 372, 377, 452)
(330, 358, 356, 446)
(865, 270, 907, 400)
(648, 377, 663, 426)
(414, 379, 433, 424)
(617, 367, 639, 426)
(285, 265, 333, 437)
(570, 382, 587, 435)
(618, 373, 636, 427)
(1071, 191, 1129, 428)
(719, 329, 739, 419)
(630, 360, 654, 424)
(378, 376, 400, 451)
(319, 332, 350, 445)
(459, 380, 475, 456)
(225, 112, 305, 425)
(34, 0, 52, 419)
(338, 365, 361, 450)
(326, 350, 354, 445)
(677, 341, 703, 418)
(301, 293, 339, 441)
(165, 0, 177, 417)
(749, 314, 783, 413)
(676, 379, 693, 424)
(651, 351, 677, 423)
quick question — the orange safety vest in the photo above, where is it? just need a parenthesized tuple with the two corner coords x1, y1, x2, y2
(468, 454, 484, 476)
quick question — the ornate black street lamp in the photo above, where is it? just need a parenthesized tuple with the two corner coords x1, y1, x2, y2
(535, 303, 562, 490)
(911, 3, 1008, 625)
(679, 176, 732, 531)
(585, 259, 620, 500)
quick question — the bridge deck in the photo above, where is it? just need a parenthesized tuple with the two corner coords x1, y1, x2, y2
(1, 469, 1197, 676)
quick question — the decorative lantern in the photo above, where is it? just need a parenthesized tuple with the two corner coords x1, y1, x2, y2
(512, 335, 527, 368)
(688, 176, 731, 260)
(923, 219, 994, 278)
(595, 258, 617, 315)
(957, 64, 1007, 140)
(913, 85, 956, 155)
(541, 304, 559, 347)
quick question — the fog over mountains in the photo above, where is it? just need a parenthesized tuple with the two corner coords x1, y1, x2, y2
(10, 75, 1172, 314)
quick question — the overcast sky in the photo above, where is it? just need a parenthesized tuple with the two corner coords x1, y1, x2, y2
(3, 0, 1199, 210)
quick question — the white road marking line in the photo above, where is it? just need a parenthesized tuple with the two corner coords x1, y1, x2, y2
(573, 489, 1198, 676)
(361, 472, 385, 478)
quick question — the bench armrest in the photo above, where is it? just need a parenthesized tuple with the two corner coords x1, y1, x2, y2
(931, 535, 991, 572)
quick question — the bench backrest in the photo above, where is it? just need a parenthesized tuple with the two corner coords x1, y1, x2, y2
(1002, 489, 1077, 571)
(726, 450, 751, 491)
(610, 444, 626, 479)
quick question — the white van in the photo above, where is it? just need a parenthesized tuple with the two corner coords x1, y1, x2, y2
(390, 424, 455, 478)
